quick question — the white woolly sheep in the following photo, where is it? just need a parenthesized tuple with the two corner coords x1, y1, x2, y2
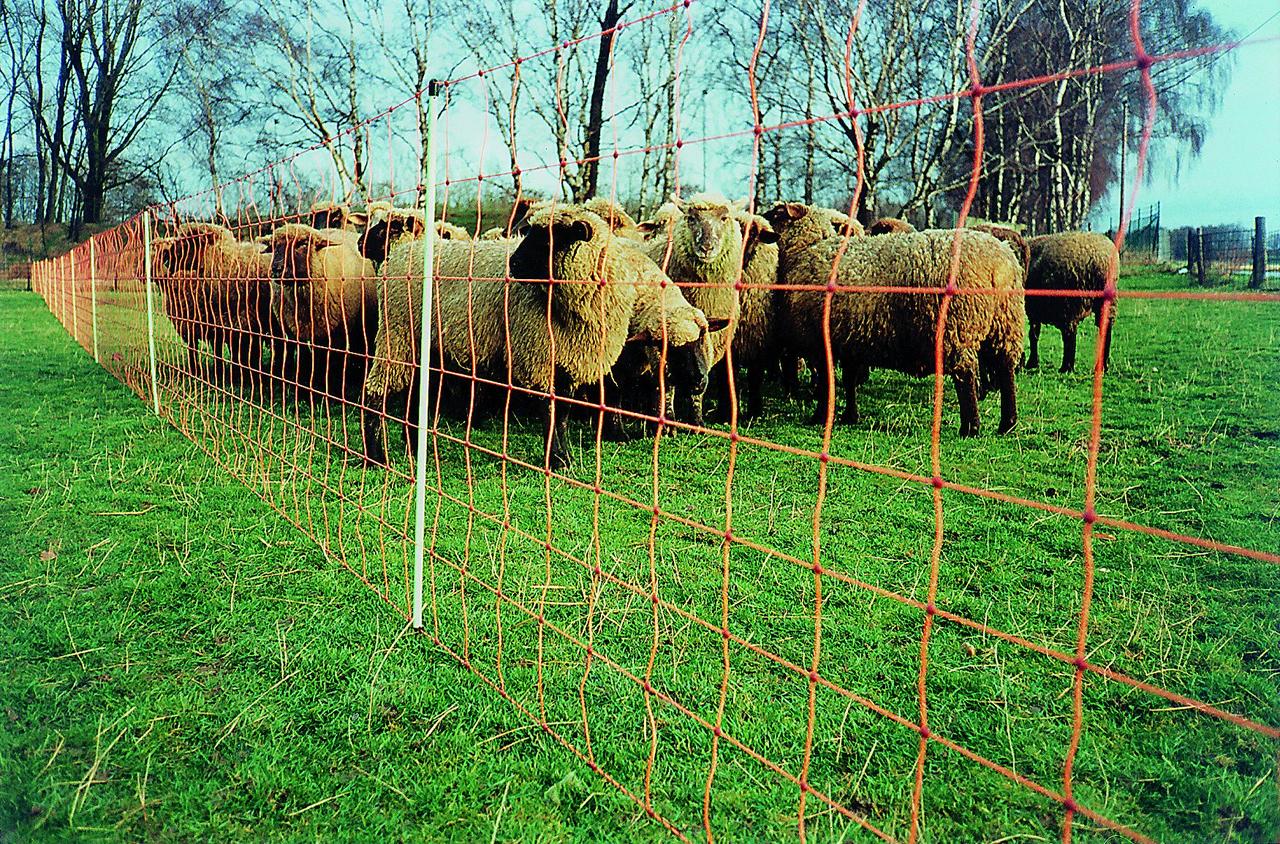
(765, 202, 1025, 436)
(641, 193, 745, 425)
(361, 205, 649, 469)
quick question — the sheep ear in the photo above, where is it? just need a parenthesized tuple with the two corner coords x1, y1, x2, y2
(635, 221, 658, 235)
(571, 219, 593, 244)
(731, 198, 747, 212)
(347, 211, 369, 228)
(670, 193, 687, 212)
(705, 316, 732, 332)
(511, 197, 537, 225)
(756, 228, 780, 244)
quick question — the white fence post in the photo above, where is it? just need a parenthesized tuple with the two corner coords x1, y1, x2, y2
(143, 211, 161, 416)
(412, 80, 442, 631)
(90, 236, 99, 363)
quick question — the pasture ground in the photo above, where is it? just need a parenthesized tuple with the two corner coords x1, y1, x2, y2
(1, 272, 1277, 842)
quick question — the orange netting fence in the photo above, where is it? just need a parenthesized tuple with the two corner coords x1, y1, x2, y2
(29, 1, 1280, 840)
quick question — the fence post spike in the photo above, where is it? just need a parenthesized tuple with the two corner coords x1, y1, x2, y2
(143, 211, 162, 416)
(412, 80, 443, 631)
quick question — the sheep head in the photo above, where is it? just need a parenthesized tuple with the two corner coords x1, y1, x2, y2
(735, 213, 780, 263)
(670, 193, 743, 262)
(266, 223, 347, 283)
(763, 203, 837, 255)
(507, 205, 609, 286)
(309, 203, 350, 230)
(155, 222, 231, 274)
(358, 211, 426, 265)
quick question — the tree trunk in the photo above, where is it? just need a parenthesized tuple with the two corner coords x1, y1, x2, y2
(579, 0, 621, 201)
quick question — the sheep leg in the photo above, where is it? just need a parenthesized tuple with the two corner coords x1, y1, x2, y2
(840, 360, 867, 425)
(1096, 305, 1114, 371)
(744, 361, 765, 420)
(545, 396, 572, 470)
(954, 368, 981, 437)
(1026, 322, 1042, 370)
(706, 362, 732, 424)
(809, 357, 835, 425)
(779, 353, 802, 399)
(360, 387, 390, 467)
(996, 361, 1018, 434)
(676, 390, 705, 428)
(1059, 325, 1078, 373)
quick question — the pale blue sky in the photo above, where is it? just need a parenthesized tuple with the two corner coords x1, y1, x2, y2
(1098, 0, 1280, 229)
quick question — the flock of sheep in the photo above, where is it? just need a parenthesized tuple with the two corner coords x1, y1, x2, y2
(148, 194, 1118, 469)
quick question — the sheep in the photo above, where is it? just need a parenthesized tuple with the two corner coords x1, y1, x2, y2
(1024, 231, 1118, 373)
(818, 207, 866, 238)
(479, 226, 508, 241)
(265, 223, 378, 397)
(150, 221, 277, 389)
(641, 193, 745, 426)
(309, 202, 351, 230)
(868, 217, 916, 236)
(513, 196, 645, 242)
(765, 202, 1024, 436)
(435, 221, 472, 241)
(360, 205, 648, 470)
(600, 262, 717, 440)
(971, 223, 1030, 273)
(357, 207, 427, 269)
(707, 212, 782, 422)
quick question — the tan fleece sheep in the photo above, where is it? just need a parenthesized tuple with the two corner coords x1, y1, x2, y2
(361, 205, 648, 469)
(265, 223, 377, 396)
(1025, 231, 1118, 373)
(766, 202, 1024, 436)
(971, 223, 1030, 274)
(150, 221, 275, 385)
(708, 212, 781, 421)
(641, 193, 745, 425)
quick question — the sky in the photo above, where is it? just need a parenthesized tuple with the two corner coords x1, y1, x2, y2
(1095, 0, 1280, 230)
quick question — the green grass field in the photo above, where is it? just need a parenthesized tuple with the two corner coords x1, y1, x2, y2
(2, 274, 1278, 842)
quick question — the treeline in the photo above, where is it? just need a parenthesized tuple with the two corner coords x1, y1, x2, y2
(0, 0, 1232, 239)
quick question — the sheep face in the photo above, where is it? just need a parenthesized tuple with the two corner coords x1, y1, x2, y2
(668, 338, 712, 396)
(674, 196, 741, 262)
(267, 225, 345, 284)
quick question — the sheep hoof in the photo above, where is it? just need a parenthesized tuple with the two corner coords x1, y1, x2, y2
(997, 417, 1017, 435)
(959, 424, 981, 438)
(549, 450, 572, 471)
(1025, 360, 1039, 371)
(1059, 364, 1074, 374)
(839, 411, 860, 426)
